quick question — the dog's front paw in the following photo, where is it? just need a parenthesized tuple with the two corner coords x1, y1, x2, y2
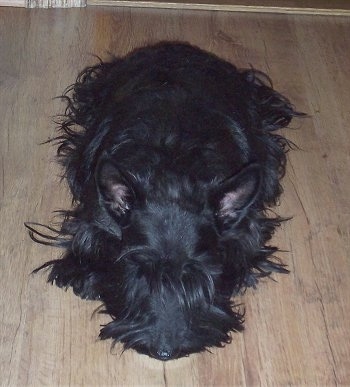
(46, 259, 101, 300)
(71, 273, 102, 300)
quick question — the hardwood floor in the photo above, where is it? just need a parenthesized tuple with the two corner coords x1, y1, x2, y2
(0, 6, 349, 386)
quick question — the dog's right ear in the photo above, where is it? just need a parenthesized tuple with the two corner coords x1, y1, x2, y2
(211, 163, 261, 224)
(96, 160, 135, 216)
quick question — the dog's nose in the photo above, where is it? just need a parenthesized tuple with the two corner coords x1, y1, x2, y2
(151, 347, 179, 361)
(157, 349, 172, 360)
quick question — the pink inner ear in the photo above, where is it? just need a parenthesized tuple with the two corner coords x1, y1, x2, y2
(220, 193, 238, 217)
(109, 183, 129, 213)
(219, 187, 246, 217)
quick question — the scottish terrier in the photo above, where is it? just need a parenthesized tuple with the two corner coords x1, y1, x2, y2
(26, 42, 302, 361)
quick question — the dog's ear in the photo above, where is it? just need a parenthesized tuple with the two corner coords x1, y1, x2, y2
(96, 160, 134, 216)
(212, 164, 261, 221)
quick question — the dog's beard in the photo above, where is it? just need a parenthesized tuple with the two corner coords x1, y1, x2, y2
(98, 252, 244, 360)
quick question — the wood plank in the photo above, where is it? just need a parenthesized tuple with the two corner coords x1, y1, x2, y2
(88, 0, 350, 15)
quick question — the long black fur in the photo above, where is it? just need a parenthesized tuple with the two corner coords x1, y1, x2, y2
(26, 42, 303, 360)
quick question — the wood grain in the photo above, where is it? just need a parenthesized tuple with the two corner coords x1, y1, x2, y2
(0, 6, 349, 386)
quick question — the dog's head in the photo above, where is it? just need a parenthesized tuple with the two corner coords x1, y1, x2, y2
(95, 158, 261, 360)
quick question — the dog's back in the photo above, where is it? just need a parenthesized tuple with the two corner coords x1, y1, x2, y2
(60, 43, 295, 206)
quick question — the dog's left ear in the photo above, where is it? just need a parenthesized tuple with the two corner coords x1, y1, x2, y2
(96, 159, 135, 216)
(212, 164, 261, 221)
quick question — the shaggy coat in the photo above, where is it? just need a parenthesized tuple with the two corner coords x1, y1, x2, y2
(27, 42, 302, 360)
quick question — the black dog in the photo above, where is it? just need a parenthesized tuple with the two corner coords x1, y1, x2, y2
(26, 42, 302, 361)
